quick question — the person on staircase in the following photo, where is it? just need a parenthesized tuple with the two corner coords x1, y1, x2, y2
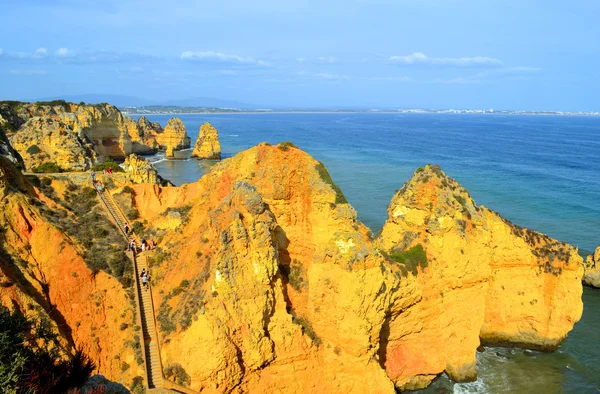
(141, 269, 148, 289)
(124, 223, 130, 235)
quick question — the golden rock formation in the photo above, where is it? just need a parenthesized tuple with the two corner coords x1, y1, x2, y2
(10, 117, 97, 171)
(122, 154, 161, 184)
(126, 145, 582, 392)
(583, 246, 600, 287)
(377, 164, 583, 390)
(0, 141, 585, 393)
(156, 118, 191, 158)
(191, 122, 221, 159)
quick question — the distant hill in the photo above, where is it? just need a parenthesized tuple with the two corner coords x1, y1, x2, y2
(32, 94, 257, 109)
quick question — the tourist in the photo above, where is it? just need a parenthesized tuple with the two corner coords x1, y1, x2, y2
(91, 170, 96, 183)
(96, 181, 104, 193)
(141, 270, 148, 289)
(107, 166, 112, 175)
(124, 223, 130, 234)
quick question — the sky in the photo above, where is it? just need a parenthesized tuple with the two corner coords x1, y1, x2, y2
(0, 0, 599, 110)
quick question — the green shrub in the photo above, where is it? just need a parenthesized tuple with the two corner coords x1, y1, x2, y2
(131, 221, 144, 234)
(26, 145, 41, 155)
(277, 141, 298, 151)
(32, 162, 63, 173)
(164, 363, 191, 386)
(92, 159, 124, 173)
(157, 302, 176, 334)
(130, 376, 145, 394)
(0, 306, 95, 393)
(315, 162, 347, 204)
(290, 309, 321, 346)
(389, 244, 428, 275)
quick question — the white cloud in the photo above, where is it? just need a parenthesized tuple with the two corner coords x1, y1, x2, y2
(55, 48, 76, 57)
(129, 66, 144, 72)
(33, 48, 48, 59)
(370, 76, 412, 82)
(316, 56, 337, 64)
(390, 52, 503, 67)
(180, 51, 271, 67)
(9, 69, 48, 76)
(296, 57, 306, 63)
(0, 49, 3, 56)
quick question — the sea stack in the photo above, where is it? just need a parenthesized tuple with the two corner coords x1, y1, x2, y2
(191, 122, 221, 159)
(583, 246, 600, 287)
(156, 118, 191, 158)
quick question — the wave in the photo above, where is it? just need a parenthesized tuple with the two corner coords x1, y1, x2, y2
(228, 134, 239, 137)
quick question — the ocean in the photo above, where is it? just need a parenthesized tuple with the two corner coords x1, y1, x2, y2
(131, 113, 600, 393)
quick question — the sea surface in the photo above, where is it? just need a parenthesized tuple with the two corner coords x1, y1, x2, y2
(131, 113, 600, 393)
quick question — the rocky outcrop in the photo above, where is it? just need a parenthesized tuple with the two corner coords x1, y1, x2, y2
(125, 146, 582, 392)
(376, 164, 583, 390)
(5, 101, 163, 164)
(583, 246, 600, 287)
(133, 142, 395, 392)
(156, 118, 191, 158)
(191, 122, 221, 159)
(122, 154, 163, 185)
(10, 117, 97, 171)
(0, 142, 585, 393)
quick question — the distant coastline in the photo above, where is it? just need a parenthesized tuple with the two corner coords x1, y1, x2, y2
(122, 107, 600, 117)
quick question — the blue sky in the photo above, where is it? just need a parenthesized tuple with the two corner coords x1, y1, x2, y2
(1, 0, 599, 110)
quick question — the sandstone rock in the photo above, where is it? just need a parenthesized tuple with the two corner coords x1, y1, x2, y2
(10, 117, 96, 171)
(377, 164, 583, 390)
(0, 170, 143, 386)
(191, 122, 221, 159)
(156, 118, 191, 158)
(583, 246, 600, 287)
(7, 101, 159, 161)
(138, 143, 396, 393)
(122, 153, 161, 184)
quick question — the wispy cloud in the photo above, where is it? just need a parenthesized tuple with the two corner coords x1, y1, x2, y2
(316, 56, 337, 64)
(433, 66, 542, 84)
(390, 52, 503, 67)
(180, 51, 271, 67)
(33, 48, 48, 59)
(370, 76, 412, 82)
(55, 47, 76, 58)
(9, 69, 48, 76)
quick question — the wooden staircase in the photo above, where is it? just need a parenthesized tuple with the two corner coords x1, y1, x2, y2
(96, 183, 199, 393)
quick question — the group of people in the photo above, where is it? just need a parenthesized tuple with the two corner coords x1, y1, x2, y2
(126, 237, 155, 253)
(91, 171, 105, 192)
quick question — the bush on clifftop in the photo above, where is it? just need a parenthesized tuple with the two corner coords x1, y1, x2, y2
(32, 162, 63, 173)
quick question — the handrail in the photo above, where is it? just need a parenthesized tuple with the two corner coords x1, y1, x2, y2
(96, 182, 200, 393)
(95, 187, 150, 389)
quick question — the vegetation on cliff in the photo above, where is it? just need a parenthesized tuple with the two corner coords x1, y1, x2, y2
(0, 305, 95, 393)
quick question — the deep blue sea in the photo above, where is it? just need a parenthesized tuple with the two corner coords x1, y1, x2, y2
(132, 113, 600, 393)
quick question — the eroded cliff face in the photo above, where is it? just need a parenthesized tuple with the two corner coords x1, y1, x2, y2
(133, 143, 396, 393)
(156, 118, 191, 158)
(191, 122, 221, 159)
(376, 164, 583, 390)
(583, 246, 600, 287)
(0, 111, 25, 170)
(10, 117, 97, 171)
(0, 156, 144, 387)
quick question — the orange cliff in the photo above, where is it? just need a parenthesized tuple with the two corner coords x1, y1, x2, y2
(376, 164, 583, 390)
(0, 156, 145, 387)
(124, 144, 583, 392)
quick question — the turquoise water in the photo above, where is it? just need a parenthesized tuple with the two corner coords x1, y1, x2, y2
(132, 113, 600, 392)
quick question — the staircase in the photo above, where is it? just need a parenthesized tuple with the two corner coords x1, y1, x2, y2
(96, 183, 199, 393)
(96, 187, 165, 389)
